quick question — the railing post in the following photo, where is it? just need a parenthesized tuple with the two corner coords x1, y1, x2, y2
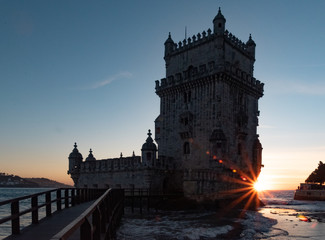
(65, 189, 69, 208)
(71, 188, 76, 206)
(147, 189, 150, 212)
(139, 189, 142, 214)
(80, 218, 92, 240)
(131, 188, 134, 213)
(11, 200, 20, 234)
(92, 207, 101, 240)
(75, 188, 80, 204)
(31, 196, 38, 224)
(57, 189, 62, 211)
(99, 202, 106, 234)
(46, 192, 51, 217)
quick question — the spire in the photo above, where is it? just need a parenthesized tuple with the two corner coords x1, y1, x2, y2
(74, 142, 77, 149)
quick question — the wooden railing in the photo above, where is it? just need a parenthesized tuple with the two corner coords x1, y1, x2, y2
(0, 188, 105, 235)
(50, 188, 124, 240)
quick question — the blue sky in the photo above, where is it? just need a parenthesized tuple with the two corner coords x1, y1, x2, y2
(0, 0, 324, 188)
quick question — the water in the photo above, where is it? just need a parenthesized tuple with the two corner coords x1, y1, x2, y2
(1, 189, 325, 239)
(0, 188, 54, 239)
(117, 190, 325, 240)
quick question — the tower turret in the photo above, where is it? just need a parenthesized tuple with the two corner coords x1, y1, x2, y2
(68, 143, 83, 186)
(85, 149, 96, 161)
(213, 7, 226, 35)
(246, 34, 256, 58)
(141, 129, 157, 167)
(164, 32, 174, 62)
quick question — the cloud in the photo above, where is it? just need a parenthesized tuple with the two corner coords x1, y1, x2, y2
(269, 79, 325, 96)
(291, 82, 325, 95)
(90, 72, 132, 89)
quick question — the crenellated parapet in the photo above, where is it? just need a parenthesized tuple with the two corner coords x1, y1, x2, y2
(165, 29, 254, 60)
(224, 30, 248, 53)
(77, 155, 173, 173)
(155, 63, 264, 98)
(79, 155, 141, 173)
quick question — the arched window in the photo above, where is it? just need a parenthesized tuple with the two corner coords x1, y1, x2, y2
(183, 142, 190, 154)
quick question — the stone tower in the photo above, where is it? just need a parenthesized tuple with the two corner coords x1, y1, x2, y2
(67, 143, 83, 185)
(141, 130, 158, 167)
(155, 8, 264, 199)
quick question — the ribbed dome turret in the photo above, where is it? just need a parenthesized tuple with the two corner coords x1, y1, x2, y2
(69, 143, 83, 159)
(246, 34, 256, 46)
(85, 149, 96, 161)
(213, 7, 226, 22)
(213, 7, 226, 34)
(141, 130, 157, 151)
(164, 32, 174, 45)
(164, 32, 175, 58)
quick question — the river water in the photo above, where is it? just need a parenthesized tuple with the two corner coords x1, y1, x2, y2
(0, 188, 55, 239)
(1, 189, 325, 239)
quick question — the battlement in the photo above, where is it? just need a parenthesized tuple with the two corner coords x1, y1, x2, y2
(155, 63, 264, 97)
(166, 29, 252, 58)
(78, 155, 172, 173)
(223, 30, 249, 53)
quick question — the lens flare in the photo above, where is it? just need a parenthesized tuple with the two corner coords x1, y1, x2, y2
(254, 180, 264, 191)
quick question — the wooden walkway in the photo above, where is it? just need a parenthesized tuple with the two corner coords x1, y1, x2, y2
(4, 201, 94, 240)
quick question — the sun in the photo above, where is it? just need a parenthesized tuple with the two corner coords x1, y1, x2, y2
(253, 180, 265, 191)
(253, 173, 273, 192)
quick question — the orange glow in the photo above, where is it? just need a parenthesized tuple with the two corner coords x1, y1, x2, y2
(206, 151, 210, 155)
(213, 155, 217, 160)
(298, 214, 310, 222)
(232, 169, 237, 173)
(219, 160, 223, 163)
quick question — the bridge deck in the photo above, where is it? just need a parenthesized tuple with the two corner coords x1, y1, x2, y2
(4, 201, 95, 240)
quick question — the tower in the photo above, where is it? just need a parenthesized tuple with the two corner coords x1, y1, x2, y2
(155, 9, 264, 198)
(68, 143, 83, 186)
(141, 129, 157, 167)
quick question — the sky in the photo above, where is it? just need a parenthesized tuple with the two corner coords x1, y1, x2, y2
(0, 0, 324, 190)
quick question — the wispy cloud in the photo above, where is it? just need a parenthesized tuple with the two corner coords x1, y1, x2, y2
(291, 82, 325, 95)
(90, 72, 132, 89)
(269, 79, 325, 96)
